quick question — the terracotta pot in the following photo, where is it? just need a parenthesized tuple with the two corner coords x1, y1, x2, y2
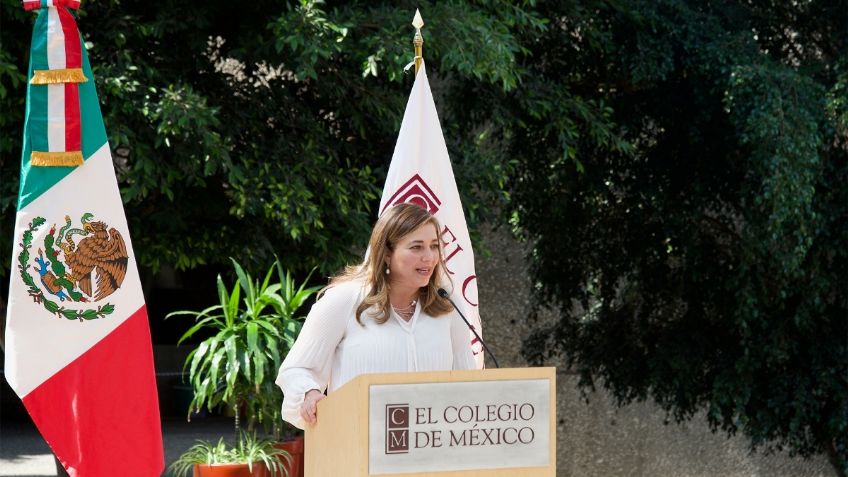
(275, 436, 304, 477)
(192, 463, 271, 477)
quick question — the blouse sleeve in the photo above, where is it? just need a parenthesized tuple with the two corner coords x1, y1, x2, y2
(275, 281, 361, 429)
(450, 307, 478, 370)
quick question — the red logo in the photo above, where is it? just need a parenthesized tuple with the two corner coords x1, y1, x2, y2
(381, 174, 442, 215)
(385, 404, 410, 454)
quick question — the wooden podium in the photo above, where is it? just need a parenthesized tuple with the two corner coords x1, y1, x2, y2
(304, 367, 556, 477)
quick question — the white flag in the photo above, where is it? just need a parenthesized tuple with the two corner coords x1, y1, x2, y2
(379, 62, 485, 368)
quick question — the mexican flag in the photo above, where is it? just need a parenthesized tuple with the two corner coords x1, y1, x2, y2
(379, 61, 485, 369)
(4, 1, 164, 475)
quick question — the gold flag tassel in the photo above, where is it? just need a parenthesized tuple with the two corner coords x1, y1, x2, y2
(31, 150, 84, 167)
(30, 68, 88, 85)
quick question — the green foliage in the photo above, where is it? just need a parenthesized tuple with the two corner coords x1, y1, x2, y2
(167, 258, 319, 439)
(511, 1, 848, 475)
(167, 432, 290, 477)
(0, 0, 540, 276)
(2, 0, 846, 474)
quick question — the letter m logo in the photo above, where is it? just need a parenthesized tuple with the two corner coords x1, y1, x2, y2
(386, 404, 409, 454)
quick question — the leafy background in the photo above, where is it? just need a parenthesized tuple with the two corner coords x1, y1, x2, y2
(1, 0, 845, 474)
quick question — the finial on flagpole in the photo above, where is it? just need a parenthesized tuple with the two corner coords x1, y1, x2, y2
(412, 9, 424, 74)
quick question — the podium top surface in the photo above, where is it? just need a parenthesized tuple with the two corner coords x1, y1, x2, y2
(338, 366, 556, 389)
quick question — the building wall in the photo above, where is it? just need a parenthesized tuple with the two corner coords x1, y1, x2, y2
(474, 226, 834, 477)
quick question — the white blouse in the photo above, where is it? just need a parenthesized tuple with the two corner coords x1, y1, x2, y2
(276, 279, 476, 429)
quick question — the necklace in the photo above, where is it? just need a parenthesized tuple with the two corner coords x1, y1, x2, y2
(392, 299, 417, 320)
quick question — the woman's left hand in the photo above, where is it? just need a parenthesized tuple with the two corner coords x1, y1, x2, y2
(301, 389, 324, 426)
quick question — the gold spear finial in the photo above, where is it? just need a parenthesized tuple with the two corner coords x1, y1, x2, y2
(412, 9, 424, 74)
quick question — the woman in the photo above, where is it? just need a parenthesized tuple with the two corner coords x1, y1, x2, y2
(275, 203, 476, 429)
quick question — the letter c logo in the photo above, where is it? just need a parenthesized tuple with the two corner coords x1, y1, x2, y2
(391, 408, 405, 426)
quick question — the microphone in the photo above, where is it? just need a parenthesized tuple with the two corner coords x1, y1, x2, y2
(438, 288, 499, 368)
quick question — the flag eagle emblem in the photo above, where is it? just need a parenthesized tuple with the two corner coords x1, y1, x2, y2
(17, 213, 128, 321)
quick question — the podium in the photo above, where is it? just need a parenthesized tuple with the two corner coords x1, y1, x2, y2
(304, 367, 556, 477)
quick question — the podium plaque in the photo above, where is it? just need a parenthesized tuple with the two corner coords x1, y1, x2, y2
(305, 367, 556, 477)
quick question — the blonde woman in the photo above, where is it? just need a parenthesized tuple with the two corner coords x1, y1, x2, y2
(276, 203, 475, 428)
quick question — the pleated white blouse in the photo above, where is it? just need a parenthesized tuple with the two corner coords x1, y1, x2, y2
(276, 279, 476, 429)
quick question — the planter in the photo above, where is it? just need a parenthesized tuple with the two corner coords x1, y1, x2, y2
(192, 463, 272, 477)
(275, 436, 304, 477)
(192, 462, 272, 477)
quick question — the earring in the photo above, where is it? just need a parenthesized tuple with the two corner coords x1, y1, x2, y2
(385, 266, 390, 275)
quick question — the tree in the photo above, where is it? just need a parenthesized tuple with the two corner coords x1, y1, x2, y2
(511, 1, 848, 475)
(0, 0, 539, 275)
(2, 0, 845, 474)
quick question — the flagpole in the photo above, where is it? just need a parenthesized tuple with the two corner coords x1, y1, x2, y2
(412, 9, 424, 74)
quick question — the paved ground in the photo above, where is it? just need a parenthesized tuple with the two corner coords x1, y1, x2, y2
(0, 415, 236, 477)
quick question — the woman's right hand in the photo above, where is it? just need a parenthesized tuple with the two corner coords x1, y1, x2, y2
(300, 389, 325, 426)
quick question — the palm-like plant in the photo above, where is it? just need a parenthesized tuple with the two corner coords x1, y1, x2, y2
(167, 258, 320, 438)
(167, 432, 291, 477)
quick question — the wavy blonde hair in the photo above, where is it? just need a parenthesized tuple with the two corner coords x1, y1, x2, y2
(325, 203, 453, 324)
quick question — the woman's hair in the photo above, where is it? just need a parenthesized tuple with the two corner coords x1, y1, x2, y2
(326, 203, 454, 324)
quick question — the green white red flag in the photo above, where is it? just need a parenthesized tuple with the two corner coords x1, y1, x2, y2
(379, 62, 485, 368)
(4, 1, 164, 475)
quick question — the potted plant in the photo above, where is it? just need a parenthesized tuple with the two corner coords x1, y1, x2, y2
(167, 432, 289, 477)
(167, 258, 319, 477)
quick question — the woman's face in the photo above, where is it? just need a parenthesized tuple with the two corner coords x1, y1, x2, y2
(386, 222, 441, 292)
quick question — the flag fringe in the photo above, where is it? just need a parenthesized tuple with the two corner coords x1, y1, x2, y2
(31, 69, 87, 85)
(31, 151, 84, 167)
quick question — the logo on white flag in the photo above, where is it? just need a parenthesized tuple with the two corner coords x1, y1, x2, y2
(381, 174, 442, 215)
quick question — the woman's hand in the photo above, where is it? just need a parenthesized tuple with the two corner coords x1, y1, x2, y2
(300, 389, 325, 426)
